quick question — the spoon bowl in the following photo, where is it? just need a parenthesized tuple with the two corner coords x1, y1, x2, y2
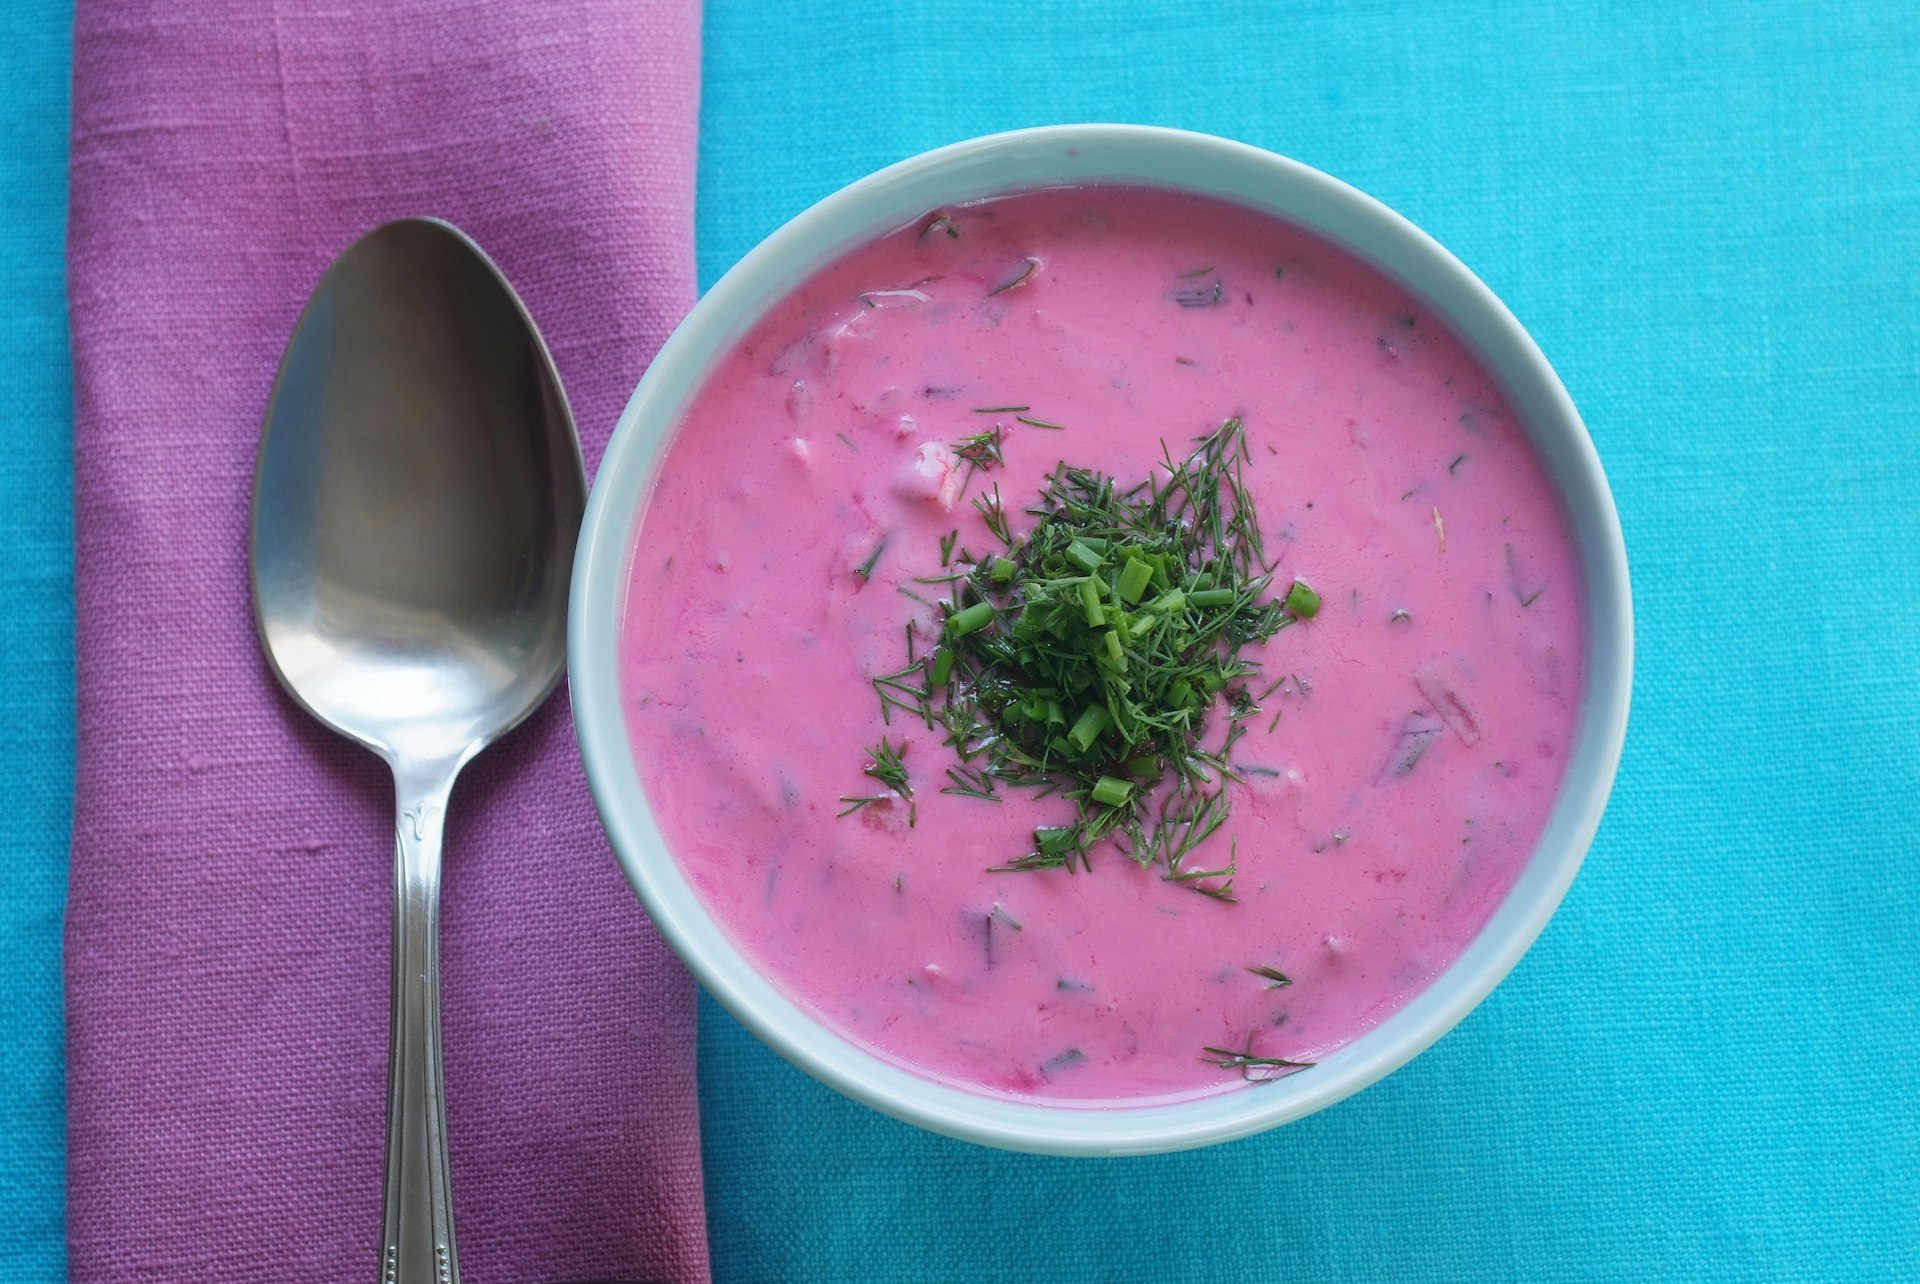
(252, 218, 585, 1283)
(253, 218, 581, 766)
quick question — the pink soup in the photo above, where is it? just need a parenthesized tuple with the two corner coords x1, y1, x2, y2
(618, 186, 1583, 1104)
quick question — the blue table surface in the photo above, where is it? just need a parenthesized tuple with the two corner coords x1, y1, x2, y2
(7, 4, 1918, 1281)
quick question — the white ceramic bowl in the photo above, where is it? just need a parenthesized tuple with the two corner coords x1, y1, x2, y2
(570, 124, 1632, 1156)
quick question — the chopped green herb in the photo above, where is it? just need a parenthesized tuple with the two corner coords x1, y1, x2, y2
(837, 737, 915, 820)
(854, 417, 1309, 895)
(951, 426, 1005, 483)
(946, 600, 997, 638)
(1283, 579, 1321, 618)
(855, 537, 889, 582)
(1201, 1035, 1314, 1082)
(864, 737, 911, 795)
(1015, 415, 1065, 430)
(1247, 965, 1292, 989)
(974, 483, 1012, 545)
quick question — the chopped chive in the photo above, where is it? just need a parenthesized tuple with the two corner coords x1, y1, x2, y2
(1066, 540, 1104, 573)
(1147, 588, 1187, 614)
(1090, 776, 1133, 807)
(946, 600, 996, 637)
(1067, 704, 1109, 753)
(1283, 579, 1321, 618)
(1078, 578, 1106, 627)
(1116, 557, 1152, 604)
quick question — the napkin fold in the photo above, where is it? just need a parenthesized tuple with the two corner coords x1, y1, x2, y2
(65, 1, 708, 1280)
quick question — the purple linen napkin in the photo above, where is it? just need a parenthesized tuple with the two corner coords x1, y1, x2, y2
(65, 2, 709, 1280)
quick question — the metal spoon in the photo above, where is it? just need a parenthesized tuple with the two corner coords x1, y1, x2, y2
(250, 219, 585, 1284)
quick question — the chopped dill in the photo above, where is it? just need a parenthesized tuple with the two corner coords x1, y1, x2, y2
(836, 737, 916, 826)
(951, 425, 1005, 483)
(854, 536, 889, 582)
(1201, 1034, 1315, 1082)
(974, 483, 1012, 545)
(846, 416, 1320, 897)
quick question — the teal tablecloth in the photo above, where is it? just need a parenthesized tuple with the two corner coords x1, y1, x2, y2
(7, 3, 1917, 1280)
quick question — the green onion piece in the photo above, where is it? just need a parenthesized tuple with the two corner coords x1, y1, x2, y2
(1283, 579, 1321, 618)
(990, 556, 1017, 584)
(1079, 579, 1106, 627)
(1147, 588, 1187, 614)
(1116, 557, 1153, 604)
(1129, 612, 1160, 639)
(1127, 756, 1159, 778)
(1188, 587, 1235, 608)
(1066, 540, 1104, 573)
(930, 647, 954, 687)
(1067, 704, 1109, 753)
(947, 600, 996, 637)
(1102, 629, 1126, 669)
(1090, 776, 1134, 807)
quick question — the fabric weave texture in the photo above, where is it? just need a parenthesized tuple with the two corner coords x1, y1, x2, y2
(62, 1, 710, 1280)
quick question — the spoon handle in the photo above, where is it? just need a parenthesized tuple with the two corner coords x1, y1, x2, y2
(381, 764, 462, 1284)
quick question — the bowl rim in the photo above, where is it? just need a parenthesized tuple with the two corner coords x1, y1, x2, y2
(570, 123, 1633, 1156)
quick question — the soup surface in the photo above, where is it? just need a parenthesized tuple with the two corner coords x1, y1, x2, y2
(618, 185, 1583, 1103)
